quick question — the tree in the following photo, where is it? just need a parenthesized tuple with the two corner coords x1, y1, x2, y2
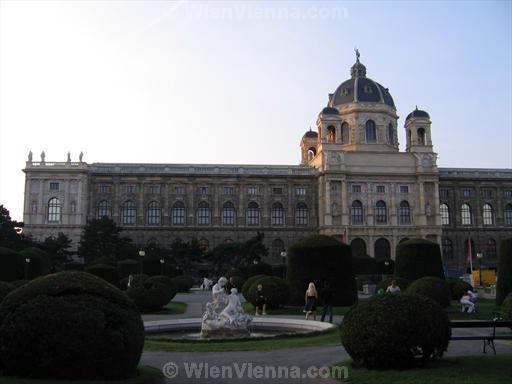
(77, 218, 133, 264)
(238, 232, 269, 266)
(41, 232, 73, 271)
(170, 238, 203, 272)
(0, 205, 24, 250)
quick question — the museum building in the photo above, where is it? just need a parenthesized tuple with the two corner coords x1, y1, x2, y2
(22, 57, 512, 271)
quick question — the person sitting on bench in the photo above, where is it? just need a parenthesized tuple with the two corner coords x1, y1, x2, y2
(460, 290, 476, 313)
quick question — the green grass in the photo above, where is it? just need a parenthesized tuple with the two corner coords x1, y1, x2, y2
(0, 366, 163, 384)
(144, 327, 340, 352)
(241, 302, 353, 316)
(447, 298, 500, 320)
(334, 355, 512, 384)
(162, 301, 187, 314)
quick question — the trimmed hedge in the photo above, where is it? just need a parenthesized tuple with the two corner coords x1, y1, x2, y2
(0, 282, 14, 303)
(502, 293, 512, 321)
(395, 239, 445, 282)
(171, 275, 194, 292)
(0, 247, 24, 282)
(352, 254, 377, 275)
(120, 274, 149, 290)
(242, 274, 268, 300)
(287, 235, 357, 306)
(376, 258, 395, 275)
(245, 262, 273, 277)
(375, 277, 410, 293)
(19, 248, 51, 279)
(0, 271, 144, 380)
(9, 280, 28, 289)
(446, 278, 473, 300)
(340, 293, 451, 369)
(246, 276, 290, 309)
(125, 278, 175, 313)
(61, 261, 85, 271)
(406, 276, 451, 308)
(497, 237, 512, 305)
(85, 264, 120, 287)
(117, 259, 140, 279)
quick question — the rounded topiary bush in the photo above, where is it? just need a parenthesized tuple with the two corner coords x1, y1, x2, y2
(287, 235, 357, 306)
(120, 274, 149, 290)
(376, 277, 410, 293)
(85, 263, 120, 287)
(0, 282, 14, 303)
(242, 274, 268, 300)
(502, 293, 512, 321)
(340, 293, 451, 369)
(126, 279, 174, 313)
(395, 239, 445, 282)
(246, 276, 290, 309)
(117, 259, 140, 279)
(0, 271, 144, 380)
(0, 247, 24, 282)
(352, 254, 377, 275)
(446, 278, 473, 300)
(172, 275, 194, 292)
(9, 280, 28, 289)
(406, 276, 451, 308)
(497, 237, 512, 305)
(61, 261, 84, 271)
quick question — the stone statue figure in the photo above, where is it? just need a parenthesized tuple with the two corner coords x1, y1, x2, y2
(79, 151, 83, 163)
(40, 151, 45, 163)
(200, 276, 252, 339)
(67, 152, 71, 162)
(28, 151, 33, 162)
(355, 47, 360, 61)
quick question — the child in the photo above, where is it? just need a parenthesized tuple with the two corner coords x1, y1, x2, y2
(255, 284, 267, 316)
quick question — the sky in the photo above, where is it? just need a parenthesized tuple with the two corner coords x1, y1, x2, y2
(1, 0, 511, 221)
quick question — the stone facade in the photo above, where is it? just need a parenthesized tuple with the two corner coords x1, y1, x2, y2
(21, 57, 512, 270)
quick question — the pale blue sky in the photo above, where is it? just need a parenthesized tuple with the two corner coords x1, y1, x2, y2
(1, 0, 511, 220)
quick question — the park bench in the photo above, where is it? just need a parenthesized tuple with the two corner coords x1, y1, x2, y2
(450, 319, 512, 354)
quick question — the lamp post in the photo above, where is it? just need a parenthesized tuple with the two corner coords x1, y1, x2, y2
(280, 250, 287, 279)
(384, 260, 390, 276)
(160, 258, 165, 276)
(24, 258, 31, 280)
(476, 252, 483, 286)
(138, 249, 145, 275)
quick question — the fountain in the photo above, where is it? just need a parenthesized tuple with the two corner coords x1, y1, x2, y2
(200, 277, 252, 339)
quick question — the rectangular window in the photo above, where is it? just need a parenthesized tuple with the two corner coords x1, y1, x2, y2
(175, 186, 185, 194)
(223, 186, 234, 195)
(199, 186, 209, 195)
(376, 185, 385, 193)
(352, 185, 361, 193)
(248, 186, 258, 195)
(31, 202, 37, 214)
(482, 189, 493, 198)
(49, 182, 59, 191)
(462, 188, 472, 198)
(125, 185, 135, 194)
(400, 185, 409, 194)
(99, 185, 111, 193)
(272, 187, 283, 195)
(172, 206, 185, 226)
(296, 187, 307, 196)
(504, 190, 512, 198)
(439, 189, 449, 198)
(149, 185, 160, 194)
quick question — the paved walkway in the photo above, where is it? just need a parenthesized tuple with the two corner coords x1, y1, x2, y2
(141, 290, 512, 383)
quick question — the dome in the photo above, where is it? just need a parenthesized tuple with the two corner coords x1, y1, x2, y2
(303, 129, 318, 139)
(328, 59, 395, 109)
(321, 107, 339, 115)
(406, 107, 430, 121)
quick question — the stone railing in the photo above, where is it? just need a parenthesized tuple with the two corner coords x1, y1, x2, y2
(439, 168, 512, 180)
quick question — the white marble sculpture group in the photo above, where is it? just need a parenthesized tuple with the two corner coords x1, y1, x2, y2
(200, 276, 252, 338)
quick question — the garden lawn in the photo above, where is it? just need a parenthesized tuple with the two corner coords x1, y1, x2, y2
(144, 328, 339, 352)
(161, 301, 187, 314)
(0, 366, 163, 384)
(335, 355, 512, 384)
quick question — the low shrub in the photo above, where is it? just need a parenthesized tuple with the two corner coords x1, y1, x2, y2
(126, 279, 175, 313)
(340, 293, 451, 370)
(406, 276, 451, 308)
(0, 282, 15, 303)
(502, 293, 512, 321)
(85, 264, 120, 287)
(0, 271, 144, 380)
(375, 277, 410, 293)
(241, 274, 268, 300)
(119, 274, 149, 290)
(446, 278, 473, 300)
(246, 276, 290, 309)
(171, 275, 194, 292)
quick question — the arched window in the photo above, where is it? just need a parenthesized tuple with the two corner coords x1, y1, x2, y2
(97, 200, 111, 219)
(199, 238, 209, 251)
(147, 201, 161, 225)
(365, 120, 376, 143)
(295, 202, 309, 225)
(197, 201, 210, 225)
(399, 201, 411, 225)
(272, 239, 285, 262)
(327, 125, 336, 143)
(505, 204, 512, 225)
(442, 238, 453, 260)
(440, 203, 450, 225)
(351, 200, 363, 224)
(246, 202, 259, 226)
(307, 147, 316, 160)
(374, 238, 390, 261)
(271, 202, 285, 226)
(461, 203, 472, 225)
(341, 122, 349, 143)
(417, 128, 426, 145)
(47, 197, 61, 222)
(122, 200, 136, 225)
(375, 200, 387, 224)
(486, 238, 497, 260)
(222, 201, 235, 226)
(387, 123, 394, 144)
(350, 238, 366, 258)
(482, 203, 494, 225)
(171, 201, 186, 226)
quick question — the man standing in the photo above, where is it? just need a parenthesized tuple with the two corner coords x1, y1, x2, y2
(320, 281, 334, 323)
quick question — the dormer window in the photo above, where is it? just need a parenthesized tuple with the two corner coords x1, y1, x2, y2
(341, 87, 349, 96)
(363, 85, 373, 94)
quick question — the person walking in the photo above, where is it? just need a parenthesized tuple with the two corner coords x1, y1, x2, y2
(320, 281, 334, 323)
(255, 284, 267, 316)
(304, 282, 318, 321)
